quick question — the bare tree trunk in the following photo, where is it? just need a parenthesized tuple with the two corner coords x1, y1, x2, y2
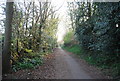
(2, 1, 14, 73)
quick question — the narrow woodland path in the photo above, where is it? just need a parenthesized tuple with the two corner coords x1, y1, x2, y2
(54, 48, 92, 79)
(4, 48, 109, 79)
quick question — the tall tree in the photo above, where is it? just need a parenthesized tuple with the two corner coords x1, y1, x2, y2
(2, 1, 14, 73)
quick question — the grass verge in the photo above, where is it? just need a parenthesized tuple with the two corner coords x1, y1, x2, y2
(62, 44, 120, 79)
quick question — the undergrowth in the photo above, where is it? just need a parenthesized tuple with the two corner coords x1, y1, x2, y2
(12, 50, 52, 72)
(12, 57, 43, 72)
(63, 44, 120, 79)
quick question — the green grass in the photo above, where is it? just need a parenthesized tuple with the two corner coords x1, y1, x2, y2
(63, 45, 96, 65)
(63, 45, 82, 55)
(63, 44, 120, 78)
(63, 44, 110, 66)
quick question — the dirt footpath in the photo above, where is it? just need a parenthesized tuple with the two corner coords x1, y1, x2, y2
(3, 48, 110, 79)
(54, 48, 92, 79)
(53, 48, 110, 79)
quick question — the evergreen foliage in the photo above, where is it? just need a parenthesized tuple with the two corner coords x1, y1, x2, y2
(67, 2, 120, 78)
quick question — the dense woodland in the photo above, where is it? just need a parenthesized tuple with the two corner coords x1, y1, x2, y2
(1, 1, 58, 73)
(64, 2, 120, 78)
(0, 0, 120, 79)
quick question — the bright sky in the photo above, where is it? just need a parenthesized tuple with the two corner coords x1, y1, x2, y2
(0, 0, 69, 42)
(51, 0, 68, 42)
(0, 2, 5, 34)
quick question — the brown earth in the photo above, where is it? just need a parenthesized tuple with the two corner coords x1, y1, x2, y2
(3, 48, 111, 79)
